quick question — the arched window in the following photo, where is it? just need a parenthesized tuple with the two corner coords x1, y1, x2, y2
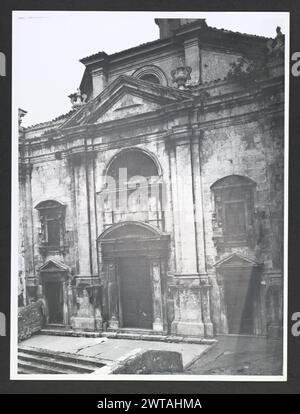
(35, 200, 66, 253)
(211, 175, 256, 244)
(140, 74, 160, 85)
(132, 65, 168, 87)
(102, 149, 164, 230)
(107, 149, 159, 182)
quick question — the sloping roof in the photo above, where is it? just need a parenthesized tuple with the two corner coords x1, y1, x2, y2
(24, 20, 273, 133)
(24, 108, 78, 132)
(80, 21, 270, 64)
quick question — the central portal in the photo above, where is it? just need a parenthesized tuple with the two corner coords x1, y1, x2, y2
(98, 221, 170, 332)
(119, 257, 153, 329)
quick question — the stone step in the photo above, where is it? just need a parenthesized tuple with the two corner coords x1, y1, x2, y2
(18, 345, 107, 374)
(40, 328, 217, 345)
(18, 345, 105, 368)
(40, 328, 101, 338)
(45, 324, 72, 330)
(18, 352, 96, 374)
(18, 360, 66, 374)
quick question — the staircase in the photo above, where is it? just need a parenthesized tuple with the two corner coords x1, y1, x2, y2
(18, 345, 106, 374)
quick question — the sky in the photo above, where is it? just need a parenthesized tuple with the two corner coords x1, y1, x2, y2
(13, 11, 289, 127)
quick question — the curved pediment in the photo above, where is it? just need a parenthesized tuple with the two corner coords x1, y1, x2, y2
(98, 221, 166, 241)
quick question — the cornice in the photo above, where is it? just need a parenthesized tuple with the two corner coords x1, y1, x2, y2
(20, 75, 283, 157)
(20, 102, 283, 166)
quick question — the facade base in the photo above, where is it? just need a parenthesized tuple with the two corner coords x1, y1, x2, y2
(171, 321, 205, 337)
(71, 316, 102, 332)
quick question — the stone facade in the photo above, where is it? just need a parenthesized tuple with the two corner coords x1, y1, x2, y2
(18, 19, 285, 339)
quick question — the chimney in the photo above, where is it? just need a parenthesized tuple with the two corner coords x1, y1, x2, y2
(155, 19, 181, 39)
(155, 18, 200, 40)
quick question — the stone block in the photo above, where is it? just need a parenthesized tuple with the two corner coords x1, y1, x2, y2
(140, 334, 166, 342)
(112, 350, 183, 374)
(171, 321, 205, 337)
(101, 331, 117, 338)
(71, 316, 96, 332)
(116, 333, 142, 340)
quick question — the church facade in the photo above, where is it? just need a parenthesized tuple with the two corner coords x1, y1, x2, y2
(18, 19, 285, 339)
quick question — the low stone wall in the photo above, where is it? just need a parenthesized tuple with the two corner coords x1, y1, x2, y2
(112, 350, 183, 374)
(18, 300, 45, 342)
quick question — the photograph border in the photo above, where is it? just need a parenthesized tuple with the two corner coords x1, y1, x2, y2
(10, 10, 290, 382)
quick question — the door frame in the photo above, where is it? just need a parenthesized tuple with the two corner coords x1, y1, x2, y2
(117, 256, 153, 329)
(221, 267, 257, 334)
(98, 221, 170, 333)
(215, 253, 263, 335)
(44, 279, 64, 324)
(40, 270, 69, 325)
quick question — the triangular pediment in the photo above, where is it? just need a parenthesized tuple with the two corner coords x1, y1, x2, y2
(214, 253, 261, 268)
(61, 75, 192, 128)
(94, 91, 164, 123)
(40, 259, 69, 273)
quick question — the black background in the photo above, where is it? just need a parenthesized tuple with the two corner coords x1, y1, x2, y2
(0, 0, 299, 395)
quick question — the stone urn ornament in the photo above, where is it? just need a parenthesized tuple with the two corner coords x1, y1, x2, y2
(171, 58, 192, 89)
(68, 88, 87, 109)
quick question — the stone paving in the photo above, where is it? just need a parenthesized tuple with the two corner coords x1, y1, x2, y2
(20, 334, 210, 368)
(20, 334, 283, 375)
(184, 335, 283, 375)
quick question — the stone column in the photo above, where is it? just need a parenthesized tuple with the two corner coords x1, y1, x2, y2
(150, 258, 164, 332)
(190, 133, 207, 275)
(259, 280, 268, 335)
(216, 272, 229, 334)
(86, 151, 98, 276)
(171, 138, 198, 275)
(21, 163, 36, 294)
(200, 276, 214, 337)
(168, 143, 182, 273)
(71, 155, 92, 277)
(67, 279, 73, 325)
(107, 261, 119, 329)
(62, 280, 69, 325)
(167, 132, 206, 338)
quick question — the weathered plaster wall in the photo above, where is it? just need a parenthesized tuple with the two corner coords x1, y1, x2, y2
(201, 49, 242, 83)
(30, 158, 77, 274)
(200, 118, 284, 270)
(198, 106, 284, 334)
(108, 50, 183, 87)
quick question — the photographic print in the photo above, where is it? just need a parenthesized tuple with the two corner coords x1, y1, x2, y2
(11, 11, 289, 380)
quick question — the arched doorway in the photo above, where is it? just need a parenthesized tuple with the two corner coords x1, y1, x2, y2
(98, 221, 169, 332)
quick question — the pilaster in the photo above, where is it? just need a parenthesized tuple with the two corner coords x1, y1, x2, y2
(107, 260, 119, 329)
(150, 258, 164, 332)
(184, 38, 201, 85)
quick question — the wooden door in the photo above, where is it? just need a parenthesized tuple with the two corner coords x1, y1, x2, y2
(222, 268, 255, 334)
(119, 257, 153, 329)
(45, 281, 63, 324)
